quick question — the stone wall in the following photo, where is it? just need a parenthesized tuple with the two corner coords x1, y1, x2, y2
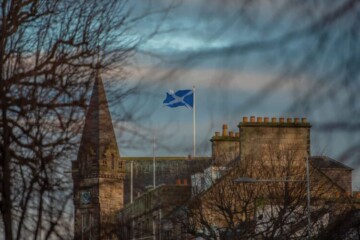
(239, 116, 311, 177)
(210, 124, 240, 166)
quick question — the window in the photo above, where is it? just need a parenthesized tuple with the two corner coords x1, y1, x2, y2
(82, 214, 89, 228)
(165, 230, 172, 239)
(111, 153, 115, 169)
(118, 160, 123, 169)
(89, 214, 93, 240)
(144, 164, 150, 173)
(180, 224, 186, 233)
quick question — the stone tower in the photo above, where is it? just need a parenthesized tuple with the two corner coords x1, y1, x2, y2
(72, 69, 125, 239)
(238, 116, 311, 179)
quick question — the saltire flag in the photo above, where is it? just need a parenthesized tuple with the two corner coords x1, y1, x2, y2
(163, 89, 193, 108)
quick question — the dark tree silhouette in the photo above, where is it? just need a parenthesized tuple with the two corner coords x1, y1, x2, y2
(176, 147, 352, 239)
(0, 0, 174, 239)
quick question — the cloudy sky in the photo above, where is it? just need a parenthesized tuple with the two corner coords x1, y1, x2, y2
(103, 0, 360, 187)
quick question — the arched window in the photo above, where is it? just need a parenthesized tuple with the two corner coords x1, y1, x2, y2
(111, 153, 115, 169)
(118, 161, 123, 170)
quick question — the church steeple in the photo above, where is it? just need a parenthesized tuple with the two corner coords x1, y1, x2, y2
(72, 69, 125, 240)
(77, 69, 121, 176)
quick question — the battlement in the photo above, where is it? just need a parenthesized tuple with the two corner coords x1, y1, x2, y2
(211, 116, 311, 142)
(210, 116, 311, 167)
(239, 116, 311, 128)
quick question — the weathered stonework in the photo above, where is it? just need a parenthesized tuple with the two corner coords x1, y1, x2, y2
(72, 70, 125, 240)
(73, 75, 355, 240)
(118, 116, 354, 240)
(237, 117, 311, 180)
(210, 124, 240, 166)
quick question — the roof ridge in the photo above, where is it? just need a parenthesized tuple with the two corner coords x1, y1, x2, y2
(310, 155, 353, 170)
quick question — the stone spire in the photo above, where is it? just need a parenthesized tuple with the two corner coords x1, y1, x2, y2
(77, 69, 120, 175)
(72, 68, 124, 240)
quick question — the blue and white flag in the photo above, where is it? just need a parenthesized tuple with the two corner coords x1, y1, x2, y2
(163, 89, 193, 108)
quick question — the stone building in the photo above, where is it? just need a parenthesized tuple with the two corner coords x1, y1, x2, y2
(71, 71, 211, 239)
(72, 70, 125, 239)
(118, 184, 192, 239)
(118, 117, 354, 239)
(121, 157, 211, 204)
(72, 71, 354, 239)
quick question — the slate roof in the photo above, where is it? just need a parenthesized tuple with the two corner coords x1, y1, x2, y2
(310, 156, 353, 170)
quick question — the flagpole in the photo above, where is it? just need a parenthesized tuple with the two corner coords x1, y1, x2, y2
(130, 161, 133, 203)
(193, 86, 196, 158)
(153, 134, 156, 189)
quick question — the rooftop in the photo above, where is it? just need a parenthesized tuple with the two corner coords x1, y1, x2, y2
(119, 184, 191, 220)
(238, 116, 311, 127)
(310, 156, 353, 170)
(122, 156, 211, 161)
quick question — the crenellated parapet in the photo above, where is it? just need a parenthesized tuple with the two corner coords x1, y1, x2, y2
(239, 116, 311, 126)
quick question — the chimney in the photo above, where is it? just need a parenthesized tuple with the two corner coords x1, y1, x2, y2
(294, 118, 300, 124)
(287, 118, 292, 123)
(301, 118, 307, 123)
(229, 131, 234, 137)
(235, 132, 239, 137)
(243, 116, 248, 123)
(222, 124, 228, 136)
(264, 117, 269, 123)
(279, 117, 284, 123)
(250, 116, 255, 123)
(215, 131, 220, 137)
(257, 117, 262, 123)
(271, 117, 277, 123)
